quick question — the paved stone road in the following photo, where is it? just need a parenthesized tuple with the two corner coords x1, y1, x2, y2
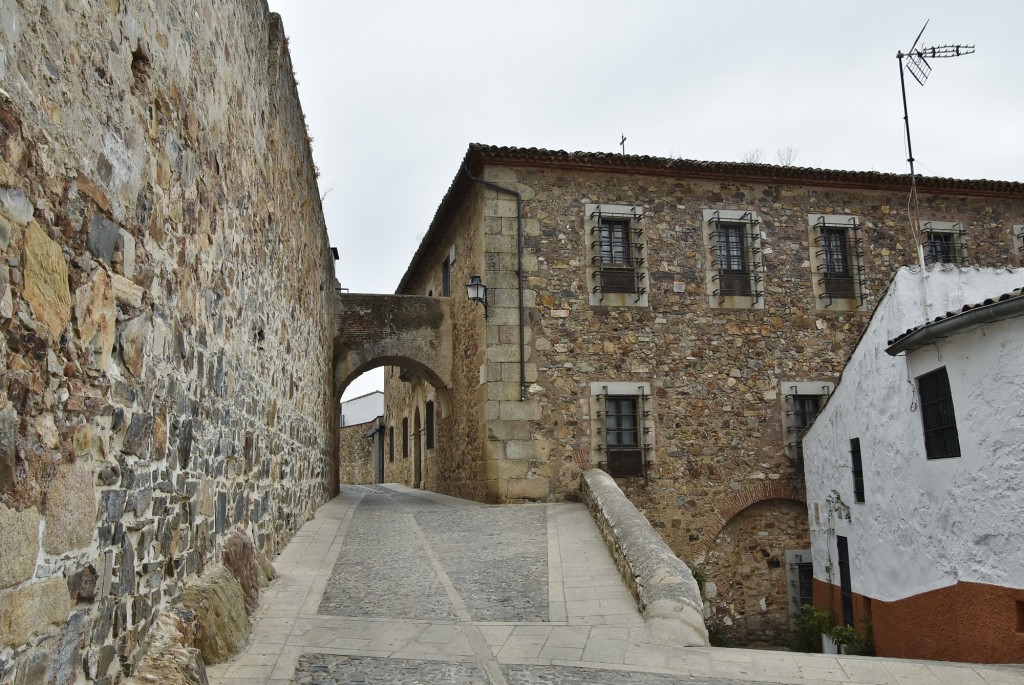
(208, 485, 1024, 685)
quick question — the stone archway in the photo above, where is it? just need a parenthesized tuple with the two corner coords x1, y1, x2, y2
(332, 293, 453, 408)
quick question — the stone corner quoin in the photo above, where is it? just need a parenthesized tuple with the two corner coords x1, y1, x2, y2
(0, 2, 336, 683)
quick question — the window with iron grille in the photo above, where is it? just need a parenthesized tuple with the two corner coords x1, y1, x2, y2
(917, 367, 961, 459)
(810, 215, 865, 308)
(590, 382, 654, 480)
(1015, 225, 1024, 256)
(850, 437, 865, 503)
(785, 550, 814, 619)
(425, 401, 435, 449)
(704, 210, 763, 306)
(782, 382, 832, 465)
(921, 222, 967, 266)
(402, 417, 409, 459)
(586, 204, 648, 305)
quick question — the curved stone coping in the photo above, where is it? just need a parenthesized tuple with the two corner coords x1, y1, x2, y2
(580, 469, 709, 646)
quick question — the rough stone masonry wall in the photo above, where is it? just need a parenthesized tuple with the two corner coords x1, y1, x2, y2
(486, 162, 1022, 644)
(0, 2, 335, 683)
(386, 183, 487, 500)
(338, 421, 374, 485)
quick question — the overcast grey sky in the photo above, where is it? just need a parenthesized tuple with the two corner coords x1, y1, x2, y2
(266, 1, 1023, 401)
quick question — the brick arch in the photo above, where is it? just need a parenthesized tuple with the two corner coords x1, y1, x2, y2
(693, 481, 806, 558)
(332, 293, 453, 412)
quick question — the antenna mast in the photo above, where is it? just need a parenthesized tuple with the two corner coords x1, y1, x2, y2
(896, 22, 974, 269)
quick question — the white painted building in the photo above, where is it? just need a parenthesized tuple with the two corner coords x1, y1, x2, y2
(802, 266, 1024, 663)
(340, 390, 384, 426)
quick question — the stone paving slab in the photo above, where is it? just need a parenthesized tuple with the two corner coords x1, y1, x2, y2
(207, 485, 1024, 685)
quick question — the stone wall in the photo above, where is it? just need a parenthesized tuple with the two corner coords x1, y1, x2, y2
(385, 180, 488, 500)
(338, 420, 375, 485)
(0, 2, 335, 682)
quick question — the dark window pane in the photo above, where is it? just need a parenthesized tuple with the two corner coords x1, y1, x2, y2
(918, 367, 961, 459)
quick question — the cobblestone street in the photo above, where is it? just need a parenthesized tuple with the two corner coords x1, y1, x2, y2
(208, 486, 1024, 685)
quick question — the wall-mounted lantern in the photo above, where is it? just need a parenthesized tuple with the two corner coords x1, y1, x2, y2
(466, 275, 488, 319)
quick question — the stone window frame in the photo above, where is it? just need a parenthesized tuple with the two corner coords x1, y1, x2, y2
(807, 214, 867, 311)
(702, 209, 765, 310)
(781, 381, 834, 467)
(785, 549, 814, 620)
(920, 220, 968, 266)
(588, 381, 655, 479)
(584, 203, 649, 307)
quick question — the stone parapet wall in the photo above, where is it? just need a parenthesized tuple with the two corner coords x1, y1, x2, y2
(0, 2, 334, 682)
(581, 469, 707, 646)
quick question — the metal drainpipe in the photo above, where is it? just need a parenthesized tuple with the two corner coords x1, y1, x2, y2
(463, 163, 527, 401)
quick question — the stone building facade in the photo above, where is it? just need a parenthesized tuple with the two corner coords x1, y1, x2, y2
(0, 2, 336, 682)
(387, 144, 1024, 645)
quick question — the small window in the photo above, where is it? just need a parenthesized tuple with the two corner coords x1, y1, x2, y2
(921, 222, 967, 266)
(402, 417, 409, 459)
(585, 204, 648, 306)
(809, 215, 865, 309)
(590, 382, 654, 480)
(704, 210, 764, 308)
(917, 367, 961, 459)
(1015, 225, 1024, 257)
(785, 550, 814, 619)
(425, 401, 435, 449)
(850, 438, 865, 503)
(837, 536, 853, 626)
(441, 257, 451, 297)
(388, 426, 395, 463)
(782, 382, 833, 465)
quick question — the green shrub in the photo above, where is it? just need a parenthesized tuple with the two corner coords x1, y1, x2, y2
(790, 604, 833, 653)
(706, 620, 733, 648)
(829, 619, 875, 656)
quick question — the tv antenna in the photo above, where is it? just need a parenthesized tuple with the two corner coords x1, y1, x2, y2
(896, 21, 974, 270)
(897, 20, 975, 179)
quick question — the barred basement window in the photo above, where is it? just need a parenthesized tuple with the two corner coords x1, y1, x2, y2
(706, 211, 763, 304)
(425, 401, 435, 449)
(782, 382, 832, 466)
(921, 221, 967, 266)
(850, 438, 865, 503)
(809, 215, 866, 308)
(585, 204, 648, 306)
(785, 550, 814, 619)
(591, 382, 654, 481)
(917, 367, 961, 459)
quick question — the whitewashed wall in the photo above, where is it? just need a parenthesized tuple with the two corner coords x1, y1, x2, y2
(803, 266, 1024, 601)
(341, 391, 385, 426)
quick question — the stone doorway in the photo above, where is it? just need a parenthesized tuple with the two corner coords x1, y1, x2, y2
(413, 407, 423, 488)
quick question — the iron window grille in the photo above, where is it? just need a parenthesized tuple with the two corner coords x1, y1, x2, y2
(813, 217, 866, 306)
(1016, 225, 1024, 256)
(707, 211, 763, 302)
(917, 367, 961, 459)
(594, 385, 652, 481)
(921, 222, 967, 266)
(786, 551, 814, 619)
(850, 437, 865, 503)
(784, 385, 830, 467)
(589, 206, 647, 302)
